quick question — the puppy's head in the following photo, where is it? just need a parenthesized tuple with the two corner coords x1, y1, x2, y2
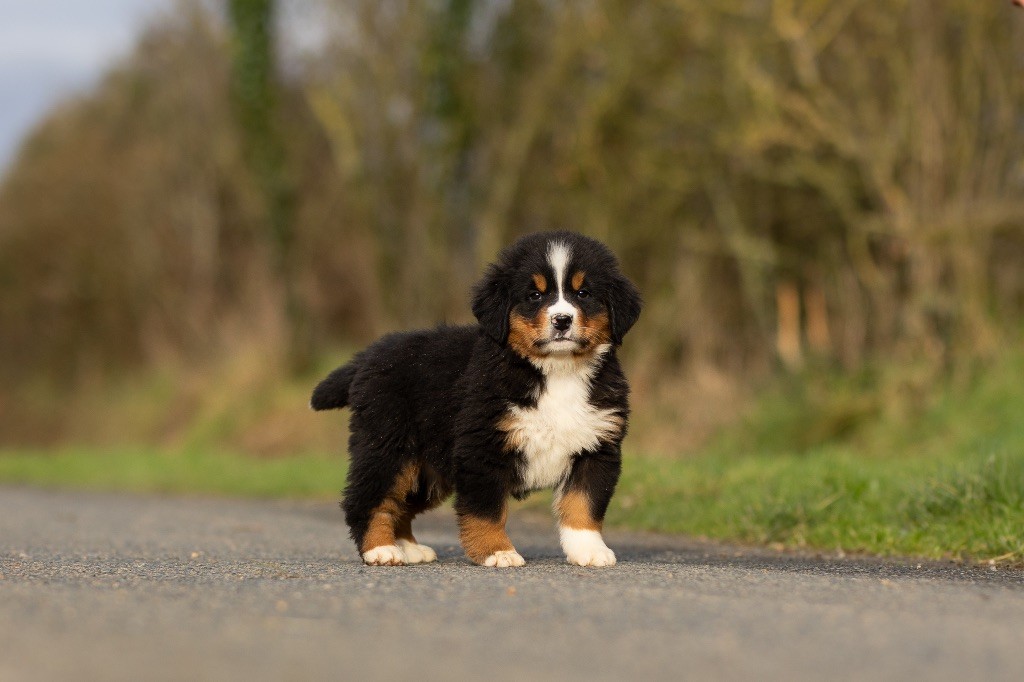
(471, 231, 641, 360)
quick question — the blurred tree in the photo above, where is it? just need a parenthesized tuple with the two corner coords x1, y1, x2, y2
(423, 0, 477, 295)
(227, 0, 309, 369)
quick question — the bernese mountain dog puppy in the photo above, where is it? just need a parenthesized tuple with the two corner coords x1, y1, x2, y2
(311, 231, 641, 567)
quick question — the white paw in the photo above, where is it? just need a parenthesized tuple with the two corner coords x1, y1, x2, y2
(560, 528, 617, 567)
(567, 545, 616, 567)
(482, 550, 526, 567)
(362, 544, 407, 566)
(396, 539, 437, 564)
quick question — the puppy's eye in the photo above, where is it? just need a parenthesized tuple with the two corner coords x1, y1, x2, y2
(577, 289, 591, 299)
(528, 291, 543, 302)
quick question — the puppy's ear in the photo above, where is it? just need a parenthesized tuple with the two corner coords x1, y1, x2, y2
(471, 264, 514, 344)
(607, 271, 642, 345)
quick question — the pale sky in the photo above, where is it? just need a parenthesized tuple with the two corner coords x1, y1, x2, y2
(0, 0, 334, 175)
(0, 0, 172, 173)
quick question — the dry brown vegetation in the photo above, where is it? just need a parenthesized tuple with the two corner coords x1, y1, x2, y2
(1, 1, 1023, 453)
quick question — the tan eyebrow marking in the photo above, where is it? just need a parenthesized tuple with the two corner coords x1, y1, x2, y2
(532, 273, 547, 293)
(571, 271, 586, 291)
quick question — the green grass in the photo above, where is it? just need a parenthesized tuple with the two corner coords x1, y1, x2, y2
(610, 449, 1024, 564)
(607, 349, 1024, 564)
(0, 447, 346, 499)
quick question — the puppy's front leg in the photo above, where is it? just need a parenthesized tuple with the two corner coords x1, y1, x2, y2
(457, 504, 524, 567)
(556, 448, 621, 567)
(455, 478, 524, 567)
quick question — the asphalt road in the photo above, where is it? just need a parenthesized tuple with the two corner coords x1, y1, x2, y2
(1, 486, 1022, 681)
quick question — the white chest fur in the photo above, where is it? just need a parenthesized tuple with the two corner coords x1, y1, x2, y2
(500, 364, 622, 492)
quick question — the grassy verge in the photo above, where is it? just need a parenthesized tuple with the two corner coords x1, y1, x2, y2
(604, 350, 1024, 564)
(0, 448, 346, 499)
(611, 449, 1024, 564)
(0, 444, 1021, 564)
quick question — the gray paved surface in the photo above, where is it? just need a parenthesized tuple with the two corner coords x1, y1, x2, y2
(1, 486, 1022, 681)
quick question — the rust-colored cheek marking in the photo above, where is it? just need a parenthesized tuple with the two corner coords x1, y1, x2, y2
(508, 310, 547, 360)
(574, 310, 612, 354)
(532, 273, 548, 293)
(557, 489, 603, 531)
(361, 462, 420, 553)
(571, 270, 586, 291)
(458, 508, 515, 564)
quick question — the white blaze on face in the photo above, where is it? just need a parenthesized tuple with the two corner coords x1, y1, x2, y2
(546, 241, 575, 321)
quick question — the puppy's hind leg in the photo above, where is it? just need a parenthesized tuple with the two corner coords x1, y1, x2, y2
(394, 516, 436, 565)
(344, 457, 420, 566)
(393, 467, 451, 564)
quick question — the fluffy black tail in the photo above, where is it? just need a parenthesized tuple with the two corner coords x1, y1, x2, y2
(310, 360, 360, 411)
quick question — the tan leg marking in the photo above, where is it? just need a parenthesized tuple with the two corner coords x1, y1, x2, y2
(575, 310, 612, 354)
(393, 464, 451, 543)
(393, 509, 439, 564)
(458, 507, 516, 565)
(556, 488, 602, 531)
(557, 488, 616, 566)
(361, 462, 419, 556)
(385, 464, 450, 565)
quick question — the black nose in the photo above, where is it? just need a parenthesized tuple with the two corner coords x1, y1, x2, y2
(552, 314, 573, 331)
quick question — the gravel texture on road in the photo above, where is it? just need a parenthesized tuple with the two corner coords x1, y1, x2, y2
(1, 486, 1022, 681)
